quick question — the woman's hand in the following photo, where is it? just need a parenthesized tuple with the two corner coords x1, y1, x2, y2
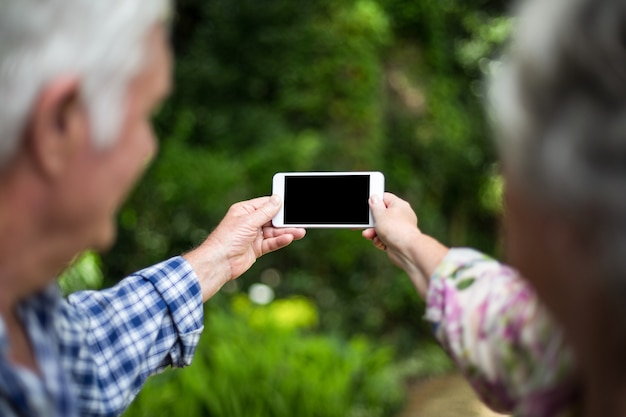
(363, 192, 448, 297)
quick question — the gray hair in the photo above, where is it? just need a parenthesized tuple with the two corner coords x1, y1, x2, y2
(489, 0, 626, 306)
(0, 0, 172, 167)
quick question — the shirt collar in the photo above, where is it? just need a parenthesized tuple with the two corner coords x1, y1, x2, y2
(0, 315, 8, 358)
(0, 282, 62, 356)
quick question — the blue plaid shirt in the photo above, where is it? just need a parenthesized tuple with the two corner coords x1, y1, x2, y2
(0, 256, 204, 417)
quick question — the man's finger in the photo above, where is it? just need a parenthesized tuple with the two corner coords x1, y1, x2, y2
(263, 227, 306, 240)
(262, 234, 295, 255)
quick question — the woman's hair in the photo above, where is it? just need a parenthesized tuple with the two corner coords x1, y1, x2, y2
(489, 0, 626, 306)
(0, 0, 171, 167)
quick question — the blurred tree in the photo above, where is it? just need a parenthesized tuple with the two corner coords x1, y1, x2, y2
(102, 0, 511, 356)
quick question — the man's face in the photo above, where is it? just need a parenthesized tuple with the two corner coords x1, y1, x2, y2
(52, 25, 172, 252)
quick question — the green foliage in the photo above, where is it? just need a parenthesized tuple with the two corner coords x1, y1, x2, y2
(124, 298, 406, 417)
(102, 0, 510, 362)
(479, 171, 504, 215)
(395, 342, 455, 380)
(58, 251, 103, 296)
(456, 15, 512, 72)
(231, 293, 319, 331)
(56, 0, 508, 400)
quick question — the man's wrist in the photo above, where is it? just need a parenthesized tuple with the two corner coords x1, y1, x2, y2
(183, 239, 232, 302)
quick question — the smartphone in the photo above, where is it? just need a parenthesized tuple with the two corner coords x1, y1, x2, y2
(271, 171, 385, 228)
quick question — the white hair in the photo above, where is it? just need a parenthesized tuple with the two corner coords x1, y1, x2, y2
(488, 0, 626, 312)
(489, 0, 626, 213)
(0, 0, 172, 167)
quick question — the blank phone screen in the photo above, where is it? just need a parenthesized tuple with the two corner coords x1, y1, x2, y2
(284, 175, 370, 225)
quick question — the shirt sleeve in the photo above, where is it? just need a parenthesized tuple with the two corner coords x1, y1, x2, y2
(425, 248, 579, 416)
(59, 256, 204, 417)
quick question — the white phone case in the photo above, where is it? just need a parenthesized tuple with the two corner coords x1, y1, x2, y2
(271, 171, 385, 228)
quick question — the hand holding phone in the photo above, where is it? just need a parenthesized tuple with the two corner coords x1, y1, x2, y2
(271, 171, 385, 228)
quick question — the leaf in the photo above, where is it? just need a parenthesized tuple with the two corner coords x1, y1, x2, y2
(456, 278, 476, 291)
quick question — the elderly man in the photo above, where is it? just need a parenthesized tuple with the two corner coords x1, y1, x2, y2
(0, 1, 305, 415)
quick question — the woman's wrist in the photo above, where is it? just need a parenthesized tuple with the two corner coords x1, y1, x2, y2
(406, 232, 449, 297)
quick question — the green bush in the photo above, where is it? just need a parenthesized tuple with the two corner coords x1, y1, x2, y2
(123, 296, 406, 417)
(101, 0, 510, 357)
(58, 251, 103, 296)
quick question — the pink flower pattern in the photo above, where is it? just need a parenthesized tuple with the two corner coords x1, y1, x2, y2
(424, 248, 582, 417)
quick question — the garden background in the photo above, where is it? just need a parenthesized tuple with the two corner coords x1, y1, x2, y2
(61, 0, 513, 415)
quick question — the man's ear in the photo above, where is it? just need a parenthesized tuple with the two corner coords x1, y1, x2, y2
(26, 76, 87, 179)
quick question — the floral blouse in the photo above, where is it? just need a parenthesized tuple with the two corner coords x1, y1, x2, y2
(425, 248, 582, 417)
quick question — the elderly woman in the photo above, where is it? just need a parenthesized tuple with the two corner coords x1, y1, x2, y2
(365, 0, 625, 415)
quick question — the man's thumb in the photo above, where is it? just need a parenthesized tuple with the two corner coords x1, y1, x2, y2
(251, 195, 282, 227)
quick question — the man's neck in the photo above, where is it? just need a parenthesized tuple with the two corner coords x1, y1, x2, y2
(0, 155, 70, 375)
(0, 164, 73, 304)
(0, 228, 40, 375)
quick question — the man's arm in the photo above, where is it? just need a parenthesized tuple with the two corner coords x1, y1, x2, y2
(60, 195, 305, 416)
(62, 257, 203, 416)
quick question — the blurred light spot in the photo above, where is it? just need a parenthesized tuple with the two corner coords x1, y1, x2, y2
(260, 268, 281, 288)
(249, 283, 275, 305)
(478, 57, 491, 74)
(316, 287, 337, 308)
(480, 173, 504, 214)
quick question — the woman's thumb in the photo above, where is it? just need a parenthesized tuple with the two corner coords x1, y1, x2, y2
(369, 194, 386, 220)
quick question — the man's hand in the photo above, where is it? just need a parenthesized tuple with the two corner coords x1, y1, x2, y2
(184, 195, 306, 301)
